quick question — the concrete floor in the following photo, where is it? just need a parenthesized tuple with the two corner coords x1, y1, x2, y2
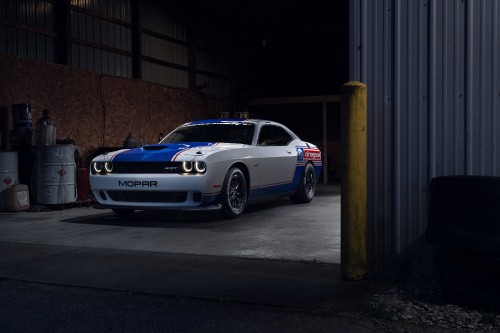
(0, 184, 340, 263)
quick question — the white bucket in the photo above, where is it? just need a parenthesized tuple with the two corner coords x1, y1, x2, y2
(0, 152, 19, 212)
(5, 184, 30, 212)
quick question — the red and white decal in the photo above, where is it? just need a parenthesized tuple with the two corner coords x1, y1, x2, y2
(303, 148, 322, 161)
(3, 177, 12, 186)
(172, 147, 191, 161)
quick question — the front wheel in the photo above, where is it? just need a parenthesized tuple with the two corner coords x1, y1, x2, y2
(221, 167, 248, 219)
(290, 163, 316, 203)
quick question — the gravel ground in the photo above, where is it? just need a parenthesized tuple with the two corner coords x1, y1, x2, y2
(359, 278, 500, 333)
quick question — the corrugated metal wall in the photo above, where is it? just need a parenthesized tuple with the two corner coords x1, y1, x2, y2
(350, 0, 500, 272)
(140, 1, 190, 89)
(1, 0, 247, 98)
(71, 0, 132, 78)
(0, 0, 55, 61)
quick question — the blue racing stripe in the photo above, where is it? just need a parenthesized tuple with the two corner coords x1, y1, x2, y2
(110, 142, 215, 162)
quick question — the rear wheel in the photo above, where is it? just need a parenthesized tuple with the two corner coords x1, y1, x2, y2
(112, 208, 135, 217)
(290, 163, 316, 203)
(221, 167, 248, 219)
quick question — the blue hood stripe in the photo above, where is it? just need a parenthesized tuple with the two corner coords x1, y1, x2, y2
(110, 142, 215, 163)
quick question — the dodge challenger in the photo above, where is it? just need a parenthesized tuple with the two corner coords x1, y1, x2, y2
(89, 118, 322, 218)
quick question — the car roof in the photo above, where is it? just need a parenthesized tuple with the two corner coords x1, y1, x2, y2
(186, 119, 282, 127)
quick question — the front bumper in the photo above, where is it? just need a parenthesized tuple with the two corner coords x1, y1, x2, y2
(90, 172, 222, 210)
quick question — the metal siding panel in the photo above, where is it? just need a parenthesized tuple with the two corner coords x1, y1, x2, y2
(349, 0, 361, 79)
(46, 36, 54, 62)
(141, 2, 187, 41)
(482, 0, 494, 174)
(114, 23, 121, 49)
(143, 34, 188, 66)
(197, 74, 230, 97)
(5, 26, 13, 55)
(382, 0, 394, 268)
(87, 45, 94, 71)
(94, 17, 101, 44)
(71, 43, 79, 68)
(466, 0, 498, 175)
(27, 0, 35, 26)
(479, 0, 494, 174)
(354, 0, 500, 272)
(393, 0, 405, 256)
(47, 1, 53, 31)
(78, 11, 85, 39)
(18, 29, 27, 57)
(71, 10, 78, 38)
(143, 61, 188, 89)
(417, 0, 430, 239)
(101, 50, 109, 74)
(466, 0, 481, 174)
(380, 0, 394, 269)
(94, 48, 102, 73)
(393, 0, 430, 262)
(106, 21, 112, 48)
(27, 31, 36, 59)
(354, 0, 395, 270)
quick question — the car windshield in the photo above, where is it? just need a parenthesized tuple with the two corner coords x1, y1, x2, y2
(161, 122, 255, 145)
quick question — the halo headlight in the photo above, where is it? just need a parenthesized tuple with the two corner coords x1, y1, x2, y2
(194, 161, 206, 173)
(104, 162, 113, 173)
(93, 162, 104, 173)
(182, 161, 193, 173)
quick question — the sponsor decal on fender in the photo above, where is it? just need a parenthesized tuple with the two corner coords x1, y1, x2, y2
(304, 148, 321, 161)
(296, 147, 321, 162)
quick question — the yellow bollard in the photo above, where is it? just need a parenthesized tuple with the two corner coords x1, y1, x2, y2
(340, 81, 367, 281)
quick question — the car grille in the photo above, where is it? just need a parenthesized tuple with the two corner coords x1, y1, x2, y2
(107, 191, 187, 203)
(111, 162, 181, 174)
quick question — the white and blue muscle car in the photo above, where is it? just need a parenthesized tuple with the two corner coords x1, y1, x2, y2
(89, 119, 322, 218)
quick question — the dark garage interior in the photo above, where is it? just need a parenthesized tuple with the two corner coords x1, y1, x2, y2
(2, 0, 500, 330)
(0, 0, 348, 180)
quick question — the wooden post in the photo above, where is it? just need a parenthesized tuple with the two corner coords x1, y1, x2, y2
(341, 81, 367, 281)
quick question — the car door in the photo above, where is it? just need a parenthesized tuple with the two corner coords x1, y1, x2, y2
(256, 125, 297, 196)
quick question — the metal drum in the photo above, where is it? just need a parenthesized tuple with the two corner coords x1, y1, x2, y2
(35, 145, 77, 204)
(0, 152, 19, 212)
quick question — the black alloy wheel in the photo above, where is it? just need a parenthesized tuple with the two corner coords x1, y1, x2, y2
(221, 167, 248, 219)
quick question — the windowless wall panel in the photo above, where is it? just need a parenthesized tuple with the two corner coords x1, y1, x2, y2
(351, 0, 500, 272)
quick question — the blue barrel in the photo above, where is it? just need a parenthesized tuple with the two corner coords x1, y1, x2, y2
(12, 103, 33, 135)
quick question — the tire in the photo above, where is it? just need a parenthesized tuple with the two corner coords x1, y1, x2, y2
(290, 163, 316, 203)
(112, 208, 135, 217)
(221, 167, 248, 219)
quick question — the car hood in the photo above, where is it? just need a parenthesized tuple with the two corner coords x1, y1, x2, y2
(94, 142, 245, 163)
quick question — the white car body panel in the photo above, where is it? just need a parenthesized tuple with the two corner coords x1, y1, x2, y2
(89, 119, 322, 213)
